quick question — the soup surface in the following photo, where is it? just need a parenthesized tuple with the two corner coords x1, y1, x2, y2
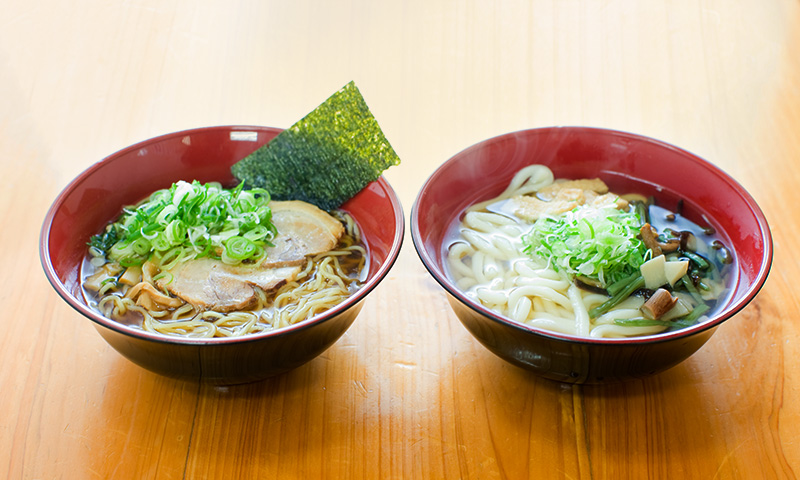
(82, 181, 367, 338)
(445, 165, 732, 338)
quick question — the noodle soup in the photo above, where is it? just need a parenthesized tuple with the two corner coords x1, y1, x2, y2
(446, 165, 732, 339)
(81, 181, 368, 339)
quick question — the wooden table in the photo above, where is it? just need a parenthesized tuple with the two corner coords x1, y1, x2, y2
(2, 1, 798, 478)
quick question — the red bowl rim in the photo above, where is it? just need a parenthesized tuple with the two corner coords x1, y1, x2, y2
(411, 126, 773, 346)
(40, 125, 405, 345)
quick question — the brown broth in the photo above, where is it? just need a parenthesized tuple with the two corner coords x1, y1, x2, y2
(81, 233, 367, 332)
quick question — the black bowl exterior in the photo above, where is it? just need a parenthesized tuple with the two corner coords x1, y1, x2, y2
(94, 301, 364, 385)
(447, 294, 716, 384)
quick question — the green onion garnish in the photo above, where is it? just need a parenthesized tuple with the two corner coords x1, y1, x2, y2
(223, 236, 260, 263)
(88, 180, 276, 267)
(523, 204, 648, 287)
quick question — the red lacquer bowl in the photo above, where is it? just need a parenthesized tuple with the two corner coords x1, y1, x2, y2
(411, 127, 772, 383)
(41, 126, 404, 384)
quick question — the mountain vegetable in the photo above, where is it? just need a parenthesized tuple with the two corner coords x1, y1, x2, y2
(521, 196, 727, 328)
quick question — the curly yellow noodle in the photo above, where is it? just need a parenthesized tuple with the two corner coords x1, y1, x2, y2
(85, 212, 366, 339)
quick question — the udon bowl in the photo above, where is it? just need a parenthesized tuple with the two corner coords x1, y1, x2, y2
(41, 125, 404, 384)
(411, 127, 772, 384)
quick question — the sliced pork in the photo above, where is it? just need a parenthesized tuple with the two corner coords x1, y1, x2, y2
(155, 200, 346, 312)
(262, 200, 345, 268)
(156, 258, 301, 312)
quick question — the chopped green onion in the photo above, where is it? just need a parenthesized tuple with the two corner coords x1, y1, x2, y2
(159, 246, 186, 271)
(152, 272, 173, 284)
(632, 200, 649, 226)
(224, 236, 257, 261)
(131, 237, 152, 257)
(88, 180, 276, 267)
(523, 204, 648, 287)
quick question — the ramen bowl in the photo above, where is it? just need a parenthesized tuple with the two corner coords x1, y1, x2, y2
(411, 127, 771, 384)
(41, 125, 404, 385)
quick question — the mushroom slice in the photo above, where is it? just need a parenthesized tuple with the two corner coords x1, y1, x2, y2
(641, 288, 678, 320)
(640, 223, 663, 256)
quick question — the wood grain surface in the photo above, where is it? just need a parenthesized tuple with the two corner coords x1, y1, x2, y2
(2, 1, 799, 478)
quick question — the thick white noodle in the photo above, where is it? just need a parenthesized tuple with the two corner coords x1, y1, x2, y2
(568, 284, 591, 337)
(466, 165, 555, 213)
(447, 164, 668, 339)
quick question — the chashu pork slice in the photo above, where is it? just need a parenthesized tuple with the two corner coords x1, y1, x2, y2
(156, 258, 301, 312)
(262, 200, 345, 268)
(155, 200, 345, 312)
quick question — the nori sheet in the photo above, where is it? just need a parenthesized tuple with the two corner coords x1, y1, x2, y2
(230, 81, 401, 211)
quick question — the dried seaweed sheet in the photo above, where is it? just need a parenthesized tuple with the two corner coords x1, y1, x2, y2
(231, 81, 401, 210)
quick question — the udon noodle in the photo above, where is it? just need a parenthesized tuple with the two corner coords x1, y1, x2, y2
(446, 165, 728, 338)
